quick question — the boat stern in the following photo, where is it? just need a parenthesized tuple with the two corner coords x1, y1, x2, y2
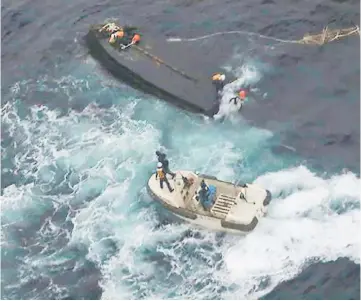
(219, 184, 272, 234)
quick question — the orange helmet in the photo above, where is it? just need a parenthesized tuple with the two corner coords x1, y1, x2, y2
(211, 73, 225, 81)
(238, 90, 247, 99)
(132, 34, 141, 44)
(116, 30, 124, 38)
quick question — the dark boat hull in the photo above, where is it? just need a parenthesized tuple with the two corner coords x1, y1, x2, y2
(85, 25, 233, 116)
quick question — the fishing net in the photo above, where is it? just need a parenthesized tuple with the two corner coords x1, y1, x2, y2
(295, 26, 360, 45)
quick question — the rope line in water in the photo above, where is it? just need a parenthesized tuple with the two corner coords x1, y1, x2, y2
(133, 45, 198, 82)
(167, 26, 360, 46)
(167, 30, 299, 44)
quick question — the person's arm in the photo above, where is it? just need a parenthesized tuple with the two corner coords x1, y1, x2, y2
(123, 26, 139, 36)
(155, 170, 158, 180)
(99, 23, 108, 32)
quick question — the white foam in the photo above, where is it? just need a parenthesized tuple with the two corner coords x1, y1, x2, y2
(2, 75, 359, 300)
(218, 167, 360, 299)
(96, 164, 359, 299)
(213, 61, 263, 121)
(96, 152, 359, 300)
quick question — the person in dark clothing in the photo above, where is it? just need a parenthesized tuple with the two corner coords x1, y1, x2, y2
(155, 162, 174, 192)
(211, 73, 226, 94)
(155, 151, 176, 179)
(196, 180, 209, 208)
(155, 150, 166, 165)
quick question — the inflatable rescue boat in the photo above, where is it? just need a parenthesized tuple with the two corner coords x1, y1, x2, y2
(147, 170, 271, 234)
(85, 22, 236, 116)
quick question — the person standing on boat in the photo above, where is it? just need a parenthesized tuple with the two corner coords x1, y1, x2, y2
(156, 162, 174, 193)
(155, 151, 176, 179)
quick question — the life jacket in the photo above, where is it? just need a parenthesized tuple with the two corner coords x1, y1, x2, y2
(131, 34, 141, 44)
(238, 90, 247, 99)
(109, 30, 124, 43)
(157, 167, 165, 179)
(115, 30, 124, 38)
(212, 73, 225, 82)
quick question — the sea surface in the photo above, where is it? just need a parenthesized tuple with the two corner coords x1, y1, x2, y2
(1, 0, 360, 299)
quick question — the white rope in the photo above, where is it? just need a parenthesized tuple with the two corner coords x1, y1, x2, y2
(167, 26, 360, 45)
(167, 30, 298, 44)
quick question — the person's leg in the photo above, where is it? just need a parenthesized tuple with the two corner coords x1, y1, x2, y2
(160, 178, 164, 189)
(165, 167, 176, 178)
(164, 177, 173, 192)
(167, 169, 176, 178)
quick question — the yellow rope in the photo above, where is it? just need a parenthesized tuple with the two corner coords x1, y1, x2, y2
(133, 45, 198, 82)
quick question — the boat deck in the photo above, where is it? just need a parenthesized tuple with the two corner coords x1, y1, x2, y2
(148, 171, 264, 224)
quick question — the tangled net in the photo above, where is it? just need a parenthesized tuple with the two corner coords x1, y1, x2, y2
(295, 25, 360, 45)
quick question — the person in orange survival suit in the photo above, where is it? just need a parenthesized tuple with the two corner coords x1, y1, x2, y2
(229, 89, 248, 106)
(121, 26, 141, 45)
(119, 33, 141, 49)
(131, 33, 141, 44)
(109, 26, 141, 46)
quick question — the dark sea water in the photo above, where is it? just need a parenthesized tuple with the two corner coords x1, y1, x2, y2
(1, 0, 360, 299)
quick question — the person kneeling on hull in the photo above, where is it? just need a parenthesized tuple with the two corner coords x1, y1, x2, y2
(109, 26, 141, 46)
(156, 162, 174, 193)
(109, 28, 125, 44)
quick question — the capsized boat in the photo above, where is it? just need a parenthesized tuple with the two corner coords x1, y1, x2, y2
(85, 22, 236, 116)
(147, 170, 271, 234)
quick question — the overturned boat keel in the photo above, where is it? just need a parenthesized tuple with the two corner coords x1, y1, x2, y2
(85, 23, 236, 116)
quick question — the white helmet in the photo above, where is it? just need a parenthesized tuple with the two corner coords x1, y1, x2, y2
(219, 74, 226, 81)
(157, 162, 163, 168)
